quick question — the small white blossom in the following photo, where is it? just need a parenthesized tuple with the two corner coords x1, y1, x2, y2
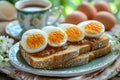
(112, 32, 120, 52)
(0, 36, 14, 66)
(0, 55, 3, 62)
(0, 36, 14, 54)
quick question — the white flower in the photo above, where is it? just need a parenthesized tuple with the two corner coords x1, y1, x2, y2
(0, 55, 3, 62)
(112, 32, 120, 52)
(0, 36, 14, 54)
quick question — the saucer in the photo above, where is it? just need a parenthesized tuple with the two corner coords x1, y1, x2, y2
(5, 21, 23, 40)
(8, 42, 119, 77)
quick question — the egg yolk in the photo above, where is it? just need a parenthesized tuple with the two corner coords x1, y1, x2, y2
(26, 34, 45, 49)
(85, 22, 102, 34)
(48, 30, 65, 44)
(66, 26, 83, 41)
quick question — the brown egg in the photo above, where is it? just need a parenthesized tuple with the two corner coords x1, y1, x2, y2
(0, 1, 16, 20)
(95, 1, 112, 13)
(65, 11, 88, 24)
(77, 2, 97, 20)
(93, 11, 116, 31)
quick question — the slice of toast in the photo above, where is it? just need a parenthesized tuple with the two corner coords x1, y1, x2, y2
(63, 43, 111, 68)
(20, 34, 110, 69)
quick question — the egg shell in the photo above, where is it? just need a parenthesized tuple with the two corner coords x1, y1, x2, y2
(0, 1, 16, 20)
(77, 2, 97, 20)
(95, 1, 112, 13)
(65, 11, 88, 24)
(93, 11, 116, 31)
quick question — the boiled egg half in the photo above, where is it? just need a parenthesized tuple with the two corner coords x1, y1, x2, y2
(78, 20, 105, 38)
(21, 29, 47, 53)
(42, 26, 67, 47)
(58, 24, 85, 42)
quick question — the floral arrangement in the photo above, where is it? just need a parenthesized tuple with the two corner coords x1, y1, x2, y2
(0, 36, 14, 63)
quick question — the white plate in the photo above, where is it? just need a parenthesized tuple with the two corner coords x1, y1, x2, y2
(8, 42, 119, 77)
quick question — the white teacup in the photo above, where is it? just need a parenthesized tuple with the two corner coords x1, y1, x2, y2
(15, 0, 62, 32)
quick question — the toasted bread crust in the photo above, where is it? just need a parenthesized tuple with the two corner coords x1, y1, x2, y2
(20, 34, 110, 69)
(64, 43, 111, 68)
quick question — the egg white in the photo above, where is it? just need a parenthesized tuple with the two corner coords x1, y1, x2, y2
(21, 29, 47, 53)
(42, 26, 67, 47)
(77, 20, 105, 38)
(58, 23, 85, 42)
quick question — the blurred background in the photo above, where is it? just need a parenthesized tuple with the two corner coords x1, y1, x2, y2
(5, 0, 120, 21)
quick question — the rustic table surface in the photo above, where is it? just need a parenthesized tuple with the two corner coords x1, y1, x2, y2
(0, 21, 120, 80)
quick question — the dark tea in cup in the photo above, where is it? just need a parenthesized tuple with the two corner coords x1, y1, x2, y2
(15, 0, 62, 32)
(22, 4, 47, 12)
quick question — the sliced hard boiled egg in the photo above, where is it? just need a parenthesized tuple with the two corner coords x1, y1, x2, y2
(78, 20, 105, 38)
(58, 24, 85, 42)
(42, 26, 67, 47)
(21, 29, 47, 53)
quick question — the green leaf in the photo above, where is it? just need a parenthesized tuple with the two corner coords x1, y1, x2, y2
(6, 0, 19, 5)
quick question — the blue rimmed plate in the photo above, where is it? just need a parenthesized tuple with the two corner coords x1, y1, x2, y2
(8, 42, 119, 77)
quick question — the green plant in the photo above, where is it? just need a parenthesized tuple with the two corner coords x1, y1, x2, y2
(6, 0, 19, 4)
(109, 0, 120, 22)
(49, 0, 84, 17)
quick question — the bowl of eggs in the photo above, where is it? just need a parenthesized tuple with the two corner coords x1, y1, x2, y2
(65, 1, 116, 31)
